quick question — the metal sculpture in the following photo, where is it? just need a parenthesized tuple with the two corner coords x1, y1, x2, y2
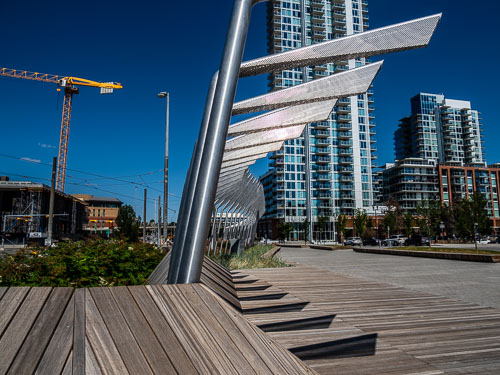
(148, 3, 441, 285)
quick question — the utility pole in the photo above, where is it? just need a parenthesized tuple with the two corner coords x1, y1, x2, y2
(158, 195, 162, 248)
(46, 156, 57, 246)
(143, 189, 147, 242)
(158, 92, 170, 243)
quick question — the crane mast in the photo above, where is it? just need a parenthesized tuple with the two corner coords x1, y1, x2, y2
(0, 67, 122, 191)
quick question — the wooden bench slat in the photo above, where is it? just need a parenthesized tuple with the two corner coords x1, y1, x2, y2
(146, 284, 218, 374)
(35, 294, 75, 375)
(0, 287, 30, 338)
(89, 287, 154, 375)
(0, 287, 51, 374)
(175, 284, 258, 375)
(8, 287, 73, 375)
(85, 289, 130, 375)
(129, 285, 199, 374)
(110, 286, 177, 374)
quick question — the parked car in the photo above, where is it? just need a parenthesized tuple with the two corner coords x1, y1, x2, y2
(363, 237, 380, 246)
(405, 234, 430, 246)
(344, 237, 362, 246)
(388, 235, 407, 246)
(478, 237, 491, 244)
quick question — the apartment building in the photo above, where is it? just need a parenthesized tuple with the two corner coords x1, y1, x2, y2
(261, 0, 374, 241)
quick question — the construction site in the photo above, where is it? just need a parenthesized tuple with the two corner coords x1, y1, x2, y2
(0, 177, 87, 246)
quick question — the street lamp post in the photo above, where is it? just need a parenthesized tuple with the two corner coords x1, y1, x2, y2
(158, 91, 169, 245)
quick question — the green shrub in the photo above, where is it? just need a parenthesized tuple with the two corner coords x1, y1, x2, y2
(0, 239, 164, 287)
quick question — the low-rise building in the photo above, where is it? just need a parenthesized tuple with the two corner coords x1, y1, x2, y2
(0, 179, 87, 243)
(438, 164, 500, 230)
(380, 158, 439, 213)
(72, 195, 122, 234)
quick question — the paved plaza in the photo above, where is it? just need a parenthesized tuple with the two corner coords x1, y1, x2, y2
(277, 246, 500, 309)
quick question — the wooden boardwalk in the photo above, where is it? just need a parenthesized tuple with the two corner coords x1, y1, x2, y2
(0, 284, 316, 375)
(240, 265, 500, 375)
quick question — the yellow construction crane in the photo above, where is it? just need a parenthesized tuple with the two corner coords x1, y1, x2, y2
(0, 67, 122, 191)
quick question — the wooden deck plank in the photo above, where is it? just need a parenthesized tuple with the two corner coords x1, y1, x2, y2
(0, 287, 7, 301)
(208, 285, 317, 375)
(129, 285, 199, 375)
(146, 284, 219, 374)
(194, 283, 297, 374)
(109, 286, 177, 374)
(0, 287, 51, 374)
(89, 287, 154, 375)
(85, 338, 103, 375)
(61, 351, 72, 375)
(34, 294, 74, 375)
(8, 287, 73, 375)
(73, 288, 86, 375)
(175, 284, 258, 375)
(0, 287, 30, 338)
(85, 289, 129, 375)
(161, 285, 238, 374)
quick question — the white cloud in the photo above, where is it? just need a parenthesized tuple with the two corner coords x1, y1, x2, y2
(21, 157, 41, 163)
(37, 142, 57, 149)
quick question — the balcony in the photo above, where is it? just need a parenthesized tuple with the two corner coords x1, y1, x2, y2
(313, 121, 329, 129)
(336, 105, 351, 114)
(341, 176, 353, 182)
(336, 114, 351, 122)
(337, 131, 352, 139)
(311, 7, 324, 15)
(312, 22, 326, 30)
(338, 140, 352, 148)
(313, 183, 331, 190)
(315, 173, 331, 181)
(333, 17, 346, 25)
(339, 157, 353, 164)
(339, 149, 353, 157)
(316, 156, 331, 164)
(315, 138, 330, 146)
(312, 147, 330, 155)
(337, 123, 352, 131)
(316, 165, 332, 172)
(313, 130, 329, 138)
(341, 193, 355, 199)
(313, 63, 328, 71)
(340, 166, 354, 173)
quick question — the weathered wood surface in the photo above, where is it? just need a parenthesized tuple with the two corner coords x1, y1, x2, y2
(242, 265, 500, 375)
(0, 283, 316, 374)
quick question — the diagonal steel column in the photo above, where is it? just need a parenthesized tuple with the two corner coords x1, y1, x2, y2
(169, 0, 266, 284)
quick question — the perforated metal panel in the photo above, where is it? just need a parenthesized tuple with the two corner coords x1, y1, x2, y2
(232, 61, 382, 115)
(239, 14, 441, 77)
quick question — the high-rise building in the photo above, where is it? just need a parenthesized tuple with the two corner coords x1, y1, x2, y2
(259, 0, 375, 241)
(395, 93, 485, 164)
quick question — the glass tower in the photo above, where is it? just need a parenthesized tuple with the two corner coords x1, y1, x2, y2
(260, 0, 375, 241)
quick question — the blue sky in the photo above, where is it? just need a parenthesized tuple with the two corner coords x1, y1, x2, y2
(1, 0, 499, 222)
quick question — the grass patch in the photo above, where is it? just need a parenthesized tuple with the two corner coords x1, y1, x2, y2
(392, 246, 499, 255)
(209, 244, 289, 270)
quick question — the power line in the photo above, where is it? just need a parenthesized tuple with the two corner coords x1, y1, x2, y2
(0, 171, 178, 211)
(0, 152, 171, 195)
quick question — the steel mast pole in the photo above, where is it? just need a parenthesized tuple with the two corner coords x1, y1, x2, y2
(158, 92, 170, 244)
(168, 0, 265, 284)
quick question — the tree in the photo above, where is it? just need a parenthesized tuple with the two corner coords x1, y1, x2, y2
(455, 193, 491, 250)
(403, 212, 414, 238)
(416, 200, 441, 246)
(317, 216, 329, 243)
(277, 221, 293, 243)
(366, 217, 374, 237)
(336, 214, 347, 244)
(383, 210, 397, 238)
(301, 218, 310, 245)
(353, 209, 368, 238)
(115, 205, 140, 242)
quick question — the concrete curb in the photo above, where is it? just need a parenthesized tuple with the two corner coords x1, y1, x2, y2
(354, 247, 500, 263)
(263, 246, 281, 259)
